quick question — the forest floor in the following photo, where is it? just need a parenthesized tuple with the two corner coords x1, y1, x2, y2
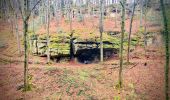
(0, 18, 169, 100)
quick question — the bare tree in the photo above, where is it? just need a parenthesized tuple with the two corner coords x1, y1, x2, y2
(15, 14, 21, 54)
(140, 0, 144, 27)
(99, 0, 104, 62)
(46, 0, 50, 63)
(7, 0, 21, 55)
(115, 1, 118, 28)
(69, 0, 74, 60)
(144, 0, 148, 59)
(127, 0, 137, 63)
(4, 0, 15, 36)
(119, 0, 126, 88)
(17, 0, 41, 91)
(160, 0, 169, 99)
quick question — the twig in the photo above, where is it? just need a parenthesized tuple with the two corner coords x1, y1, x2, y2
(129, 63, 138, 69)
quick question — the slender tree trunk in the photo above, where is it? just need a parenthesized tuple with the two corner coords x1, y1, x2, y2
(2, 0, 7, 20)
(43, 0, 47, 29)
(47, 0, 50, 63)
(23, 0, 29, 91)
(99, 0, 104, 62)
(32, 12, 35, 33)
(91, 3, 95, 28)
(0, 0, 2, 18)
(17, 0, 41, 91)
(40, 1, 44, 25)
(160, 0, 169, 99)
(15, 14, 21, 55)
(144, 0, 148, 58)
(5, 0, 15, 36)
(3, 0, 8, 21)
(80, 0, 85, 25)
(127, 0, 136, 63)
(92, 0, 94, 16)
(23, 19, 29, 91)
(115, 2, 118, 28)
(69, 1, 74, 60)
(61, 0, 64, 18)
(87, 0, 91, 16)
(119, 0, 126, 88)
(8, 0, 21, 54)
(140, 0, 143, 27)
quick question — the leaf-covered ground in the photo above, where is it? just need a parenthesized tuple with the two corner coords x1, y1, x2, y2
(0, 16, 168, 100)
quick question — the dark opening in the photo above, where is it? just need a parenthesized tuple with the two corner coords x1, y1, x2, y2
(76, 48, 118, 64)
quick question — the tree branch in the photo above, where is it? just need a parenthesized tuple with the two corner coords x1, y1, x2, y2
(31, 0, 42, 12)
(27, 0, 42, 19)
(120, 1, 124, 8)
(17, 0, 24, 20)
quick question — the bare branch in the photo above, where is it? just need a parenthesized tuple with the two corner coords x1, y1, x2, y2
(17, 0, 24, 20)
(30, 0, 42, 12)
(27, 0, 42, 19)
(120, 1, 124, 8)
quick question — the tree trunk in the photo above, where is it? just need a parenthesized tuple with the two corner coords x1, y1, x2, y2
(15, 14, 21, 55)
(127, 0, 136, 63)
(80, 0, 85, 25)
(140, 0, 143, 27)
(115, 2, 118, 28)
(69, 1, 74, 60)
(17, 0, 41, 91)
(47, 0, 50, 63)
(99, 0, 104, 62)
(119, 0, 126, 88)
(160, 0, 169, 99)
(23, 0, 29, 91)
(5, 0, 15, 36)
(61, 0, 65, 18)
(32, 12, 35, 33)
(144, 0, 148, 58)
(23, 19, 29, 91)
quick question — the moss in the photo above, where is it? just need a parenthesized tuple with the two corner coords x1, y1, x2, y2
(77, 70, 89, 81)
(103, 45, 114, 48)
(17, 75, 36, 92)
(34, 30, 140, 57)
